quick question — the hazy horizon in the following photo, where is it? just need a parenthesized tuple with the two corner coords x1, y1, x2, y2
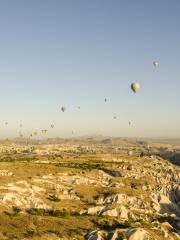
(0, 0, 180, 138)
(3, 134, 180, 142)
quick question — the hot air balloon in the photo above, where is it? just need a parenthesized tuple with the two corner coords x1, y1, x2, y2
(78, 106, 80, 110)
(41, 130, 47, 134)
(61, 106, 66, 112)
(104, 98, 107, 102)
(131, 83, 140, 93)
(19, 131, 23, 137)
(51, 124, 54, 128)
(5, 122, 8, 125)
(153, 60, 160, 67)
(113, 116, 117, 119)
(128, 121, 131, 126)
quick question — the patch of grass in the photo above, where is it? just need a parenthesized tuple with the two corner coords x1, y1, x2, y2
(56, 162, 103, 170)
(4, 206, 22, 218)
(92, 216, 127, 231)
(0, 155, 37, 163)
(27, 208, 45, 216)
(27, 208, 72, 218)
(123, 217, 135, 227)
(51, 209, 71, 218)
(12, 206, 21, 216)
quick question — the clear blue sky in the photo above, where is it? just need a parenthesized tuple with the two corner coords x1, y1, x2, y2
(0, 0, 180, 138)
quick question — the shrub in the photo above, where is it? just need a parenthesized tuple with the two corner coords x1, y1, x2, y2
(47, 194, 60, 202)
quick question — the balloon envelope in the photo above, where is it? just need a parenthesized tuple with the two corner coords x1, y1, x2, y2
(153, 60, 159, 67)
(61, 107, 66, 112)
(131, 83, 140, 93)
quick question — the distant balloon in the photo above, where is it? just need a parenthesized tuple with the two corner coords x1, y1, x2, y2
(5, 122, 8, 125)
(51, 124, 54, 128)
(19, 131, 23, 137)
(113, 116, 117, 119)
(128, 121, 131, 126)
(77, 106, 80, 109)
(61, 106, 66, 112)
(131, 83, 140, 93)
(42, 129, 47, 134)
(153, 60, 160, 67)
(104, 98, 107, 102)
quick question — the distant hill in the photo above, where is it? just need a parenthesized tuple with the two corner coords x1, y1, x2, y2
(1, 136, 180, 147)
(140, 138, 180, 145)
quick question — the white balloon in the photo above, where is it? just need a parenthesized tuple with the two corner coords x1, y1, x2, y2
(153, 60, 160, 67)
(131, 83, 140, 93)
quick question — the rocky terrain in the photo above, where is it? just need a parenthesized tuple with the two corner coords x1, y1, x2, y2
(0, 140, 179, 239)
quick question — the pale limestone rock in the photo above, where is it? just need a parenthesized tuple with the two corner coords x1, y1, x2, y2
(87, 206, 107, 215)
(102, 208, 118, 217)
